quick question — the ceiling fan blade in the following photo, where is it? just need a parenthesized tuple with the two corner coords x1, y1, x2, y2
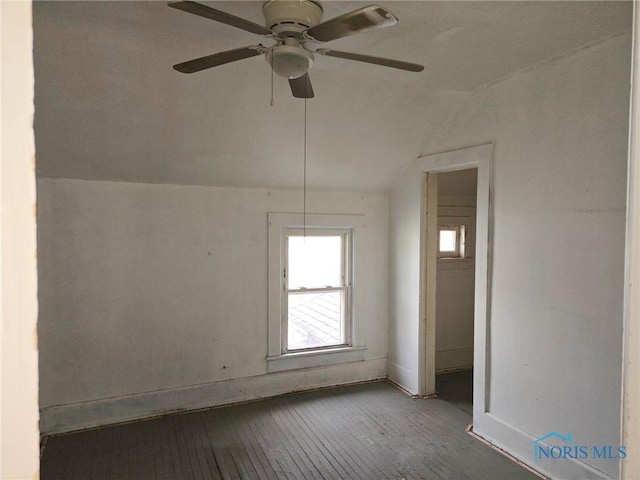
(173, 46, 263, 73)
(289, 74, 314, 99)
(316, 49, 424, 72)
(168, 1, 273, 37)
(304, 5, 397, 43)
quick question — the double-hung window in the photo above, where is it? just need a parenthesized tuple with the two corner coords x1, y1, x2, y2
(267, 213, 366, 372)
(285, 229, 351, 352)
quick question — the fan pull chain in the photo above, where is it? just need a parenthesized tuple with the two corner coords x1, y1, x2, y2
(270, 52, 274, 106)
(303, 94, 307, 236)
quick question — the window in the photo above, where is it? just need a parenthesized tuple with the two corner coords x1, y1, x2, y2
(285, 230, 351, 352)
(438, 224, 466, 259)
(267, 213, 366, 372)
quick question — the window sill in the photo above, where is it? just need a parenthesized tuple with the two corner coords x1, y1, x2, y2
(266, 346, 367, 373)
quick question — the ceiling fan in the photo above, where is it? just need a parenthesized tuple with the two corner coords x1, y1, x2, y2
(169, 0, 424, 98)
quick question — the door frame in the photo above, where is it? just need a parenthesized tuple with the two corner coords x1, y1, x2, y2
(417, 143, 493, 426)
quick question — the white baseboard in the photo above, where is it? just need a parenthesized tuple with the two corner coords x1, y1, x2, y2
(387, 359, 418, 395)
(435, 347, 473, 373)
(436, 365, 473, 375)
(474, 412, 617, 480)
(40, 358, 387, 435)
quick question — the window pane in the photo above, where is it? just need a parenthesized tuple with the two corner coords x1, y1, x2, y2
(288, 291, 344, 350)
(288, 235, 342, 289)
(439, 229, 457, 252)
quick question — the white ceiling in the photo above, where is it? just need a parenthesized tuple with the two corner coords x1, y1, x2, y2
(34, 1, 632, 192)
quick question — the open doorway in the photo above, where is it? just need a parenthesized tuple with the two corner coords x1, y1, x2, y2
(433, 168, 478, 415)
(417, 143, 492, 428)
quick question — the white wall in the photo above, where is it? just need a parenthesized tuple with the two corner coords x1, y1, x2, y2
(389, 33, 631, 480)
(0, 1, 41, 478)
(37, 178, 389, 433)
(388, 168, 423, 393)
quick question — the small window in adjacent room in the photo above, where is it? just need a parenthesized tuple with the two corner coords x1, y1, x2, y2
(285, 230, 351, 352)
(438, 225, 466, 259)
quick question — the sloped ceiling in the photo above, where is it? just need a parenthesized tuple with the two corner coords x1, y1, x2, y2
(34, 1, 632, 192)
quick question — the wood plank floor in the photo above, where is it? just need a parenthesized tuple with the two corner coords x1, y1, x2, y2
(41, 380, 539, 479)
(436, 370, 473, 416)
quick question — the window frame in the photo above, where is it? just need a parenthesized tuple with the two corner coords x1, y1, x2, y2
(438, 224, 465, 259)
(267, 213, 366, 373)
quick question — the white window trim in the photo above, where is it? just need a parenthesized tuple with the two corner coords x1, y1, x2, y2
(267, 213, 366, 373)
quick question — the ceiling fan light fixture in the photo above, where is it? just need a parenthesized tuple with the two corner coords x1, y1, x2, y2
(267, 45, 314, 79)
(170, 1, 425, 95)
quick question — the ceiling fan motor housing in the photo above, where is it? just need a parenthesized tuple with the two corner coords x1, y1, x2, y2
(262, 0, 323, 35)
(262, 1, 322, 79)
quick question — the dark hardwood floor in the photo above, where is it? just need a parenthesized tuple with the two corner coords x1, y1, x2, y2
(41, 380, 539, 479)
(436, 369, 473, 416)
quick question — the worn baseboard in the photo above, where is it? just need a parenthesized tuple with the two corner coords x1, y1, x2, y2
(466, 424, 549, 479)
(474, 412, 617, 480)
(435, 347, 473, 373)
(40, 358, 387, 435)
(387, 359, 418, 395)
(435, 365, 474, 375)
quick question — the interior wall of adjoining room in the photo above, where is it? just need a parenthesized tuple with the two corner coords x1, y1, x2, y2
(37, 178, 389, 434)
(388, 32, 631, 480)
(435, 169, 477, 373)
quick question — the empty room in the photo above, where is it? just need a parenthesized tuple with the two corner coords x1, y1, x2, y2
(2, 1, 640, 479)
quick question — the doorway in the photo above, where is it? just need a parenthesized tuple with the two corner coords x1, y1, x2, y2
(433, 168, 478, 415)
(417, 143, 492, 427)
